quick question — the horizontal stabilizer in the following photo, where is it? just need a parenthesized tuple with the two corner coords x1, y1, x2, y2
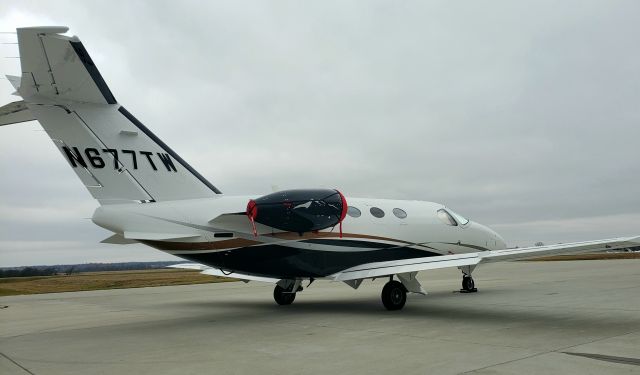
(100, 233, 137, 244)
(208, 213, 250, 233)
(123, 232, 201, 241)
(16, 26, 117, 104)
(168, 263, 279, 283)
(0, 100, 35, 126)
(200, 269, 279, 283)
(6, 75, 21, 93)
(168, 263, 208, 270)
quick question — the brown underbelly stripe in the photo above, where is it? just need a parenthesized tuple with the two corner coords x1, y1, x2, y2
(141, 238, 261, 251)
(142, 233, 434, 252)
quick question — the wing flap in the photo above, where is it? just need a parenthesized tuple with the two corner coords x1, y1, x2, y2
(332, 253, 480, 281)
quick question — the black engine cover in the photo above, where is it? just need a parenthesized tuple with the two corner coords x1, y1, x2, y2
(247, 189, 347, 234)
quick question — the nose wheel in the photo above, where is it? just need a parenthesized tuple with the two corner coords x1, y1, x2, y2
(381, 280, 407, 310)
(461, 275, 477, 293)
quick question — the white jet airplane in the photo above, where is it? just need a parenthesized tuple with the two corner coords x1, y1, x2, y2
(1, 27, 637, 310)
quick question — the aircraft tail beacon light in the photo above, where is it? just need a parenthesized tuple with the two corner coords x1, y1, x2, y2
(246, 189, 348, 237)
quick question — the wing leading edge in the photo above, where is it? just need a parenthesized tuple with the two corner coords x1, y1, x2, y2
(331, 236, 640, 281)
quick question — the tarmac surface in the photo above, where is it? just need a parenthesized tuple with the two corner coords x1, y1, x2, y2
(1, 260, 639, 375)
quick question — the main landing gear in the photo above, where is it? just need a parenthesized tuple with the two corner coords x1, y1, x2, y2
(272, 271, 474, 310)
(273, 285, 296, 305)
(273, 279, 305, 306)
(381, 280, 407, 311)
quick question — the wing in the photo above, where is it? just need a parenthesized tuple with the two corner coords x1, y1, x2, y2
(168, 263, 279, 283)
(330, 236, 640, 281)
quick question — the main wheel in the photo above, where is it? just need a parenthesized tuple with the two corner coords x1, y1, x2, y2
(273, 285, 296, 305)
(462, 275, 475, 291)
(381, 280, 407, 311)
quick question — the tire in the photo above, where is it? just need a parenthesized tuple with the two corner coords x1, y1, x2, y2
(273, 285, 296, 305)
(381, 281, 407, 311)
(462, 276, 475, 291)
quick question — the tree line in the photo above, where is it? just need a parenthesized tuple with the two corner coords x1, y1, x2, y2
(0, 261, 184, 278)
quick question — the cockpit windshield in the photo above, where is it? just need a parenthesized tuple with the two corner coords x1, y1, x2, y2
(448, 209, 469, 225)
(437, 209, 457, 226)
(437, 208, 470, 226)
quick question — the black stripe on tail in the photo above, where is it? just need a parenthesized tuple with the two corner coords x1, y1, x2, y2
(118, 106, 222, 194)
(69, 41, 117, 105)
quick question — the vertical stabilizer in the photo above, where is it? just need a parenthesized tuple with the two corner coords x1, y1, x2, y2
(3, 26, 222, 204)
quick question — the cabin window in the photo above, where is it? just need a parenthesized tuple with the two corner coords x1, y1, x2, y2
(347, 206, 361, 218)
(437, 209, 458, 226)
(214, 232, 234, 238)
(370, 207, 385, 218)
(392, 208, 407, 219)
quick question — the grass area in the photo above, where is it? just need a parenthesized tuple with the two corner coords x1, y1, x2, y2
(2, 253, 637, 297)
(0, 269, 236, 297)
(526, 252, 640, 261)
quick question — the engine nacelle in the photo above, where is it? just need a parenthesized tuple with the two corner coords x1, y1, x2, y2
(246, 189, 347, 235)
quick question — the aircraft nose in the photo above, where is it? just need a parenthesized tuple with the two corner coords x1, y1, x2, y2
(472, 221, 507, 250)
(494, 231, 507, 250)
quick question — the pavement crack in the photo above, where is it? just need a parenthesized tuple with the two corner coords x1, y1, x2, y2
(0, 352, 36, 375)
(458, 329, 640, 374)
(562, 352, 640, 366)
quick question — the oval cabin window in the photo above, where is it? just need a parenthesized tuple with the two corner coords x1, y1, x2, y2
(392, 208, 407, 219)
(370, 207, 385, 218)
(347, 206, 361, 218)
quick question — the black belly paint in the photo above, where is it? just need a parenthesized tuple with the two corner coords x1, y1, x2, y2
(143, 241, 439, 278)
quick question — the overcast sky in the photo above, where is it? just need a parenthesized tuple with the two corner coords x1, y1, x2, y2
(1, 1, 639, 267)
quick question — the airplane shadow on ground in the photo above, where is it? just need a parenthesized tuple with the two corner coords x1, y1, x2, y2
(171, 289, 639, 333)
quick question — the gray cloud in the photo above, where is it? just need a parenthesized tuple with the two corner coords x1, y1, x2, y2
(1, 1, 639, 266)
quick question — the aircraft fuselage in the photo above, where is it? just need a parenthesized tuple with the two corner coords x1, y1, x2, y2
(92, 196, 506, 278)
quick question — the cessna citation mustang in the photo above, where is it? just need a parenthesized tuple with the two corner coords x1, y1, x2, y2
(1, 27, 638, 310)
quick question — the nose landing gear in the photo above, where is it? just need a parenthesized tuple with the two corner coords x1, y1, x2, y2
(459, 265, 478, 293)
(461, 275, 477, 293)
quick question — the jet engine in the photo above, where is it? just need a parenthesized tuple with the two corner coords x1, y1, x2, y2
(246, 189, 348, 236)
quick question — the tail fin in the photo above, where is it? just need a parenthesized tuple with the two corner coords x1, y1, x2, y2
(1, 26, 221, 204)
